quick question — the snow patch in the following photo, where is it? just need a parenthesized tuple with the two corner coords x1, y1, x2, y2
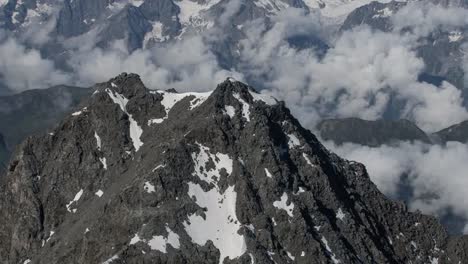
(148, 118, 165, 125)
(233, 93, 251, 122)
(273, 193, 294, 217)
(95, 132, 102, 150)
(144, 181, 156, 193)
(264, 168, 273, 178)
(106, 89, 144, 151)
(99, 157, 107, 170)
(176, 0, 221, 25)
(152, 164, 166, 172)
(372, 7, 393, 18)
(150, 90, 212, 124)
(321, 237, 341, 264)
(294, 187, 306, 195)
(95, 190, 104, 197)
(102, 255, 119, 264)
(303, 0, 396, 19)
(287, 134, 301, 148)
(254, 0, 289, 13)
(146, 226, 180, 253)
(185, 144, 245, 264)
(449, 31, 463, 42)
(303, 153, 316, 167)
(184, 182, 246, 264)
(336, 208, 346, 221)
(66, 189, 84, 213)
(249, 253, 255, 264)
(286, 251, 295, 261)
(249, 91, 277, 105)
(143, 21, 169, 47)
(191, 143, 233, 185)
(46, 231, 55, 242)
(224, 105, 236, 118)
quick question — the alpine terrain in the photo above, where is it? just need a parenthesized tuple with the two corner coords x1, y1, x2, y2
(1, 73, 468, 263)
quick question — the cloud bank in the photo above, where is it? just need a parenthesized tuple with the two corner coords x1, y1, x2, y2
(1, 2, 467, 133)
(0, 32, 69, 92)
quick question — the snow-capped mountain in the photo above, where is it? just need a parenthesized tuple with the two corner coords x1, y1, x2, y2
(1, 73, 467, 263)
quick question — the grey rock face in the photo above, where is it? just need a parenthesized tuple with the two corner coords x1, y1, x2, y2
(56, 0, 111, 38)
(97, 5, 152, 51)
(0, 73, 467, 263)
(0, 85, 90, 167)
(317, 118, 431, 147)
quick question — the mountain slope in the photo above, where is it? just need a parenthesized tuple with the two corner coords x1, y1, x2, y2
(0, 73, 467, 263)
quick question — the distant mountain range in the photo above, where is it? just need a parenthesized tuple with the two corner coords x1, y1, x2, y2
(318, 117, 468, 146)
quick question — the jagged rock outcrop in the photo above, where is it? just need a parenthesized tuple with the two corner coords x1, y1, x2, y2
(317, 118, 431, 147)
(0, 73, 467, 263)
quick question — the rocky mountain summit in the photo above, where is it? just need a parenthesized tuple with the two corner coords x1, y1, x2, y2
(1, 73, 468, 263)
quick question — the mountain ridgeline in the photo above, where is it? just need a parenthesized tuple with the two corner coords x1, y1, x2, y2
(0, 73, 467, 263)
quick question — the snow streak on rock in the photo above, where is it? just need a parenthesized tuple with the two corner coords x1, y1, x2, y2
(106, 88, 143, 151)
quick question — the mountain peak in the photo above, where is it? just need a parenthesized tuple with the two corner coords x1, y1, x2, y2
(96, 72, 148, 99)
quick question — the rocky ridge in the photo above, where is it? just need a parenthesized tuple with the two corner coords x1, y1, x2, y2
(0, 73, 467, 263)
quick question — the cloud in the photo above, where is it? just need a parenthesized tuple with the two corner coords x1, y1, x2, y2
(392, 2, 468, 38)
(0, 32, 70, 92)
(2, 3, 467, 132)
(325, 140, 468, 234)
(68, 35, 243, 92)
(237, 13, 468, 131)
